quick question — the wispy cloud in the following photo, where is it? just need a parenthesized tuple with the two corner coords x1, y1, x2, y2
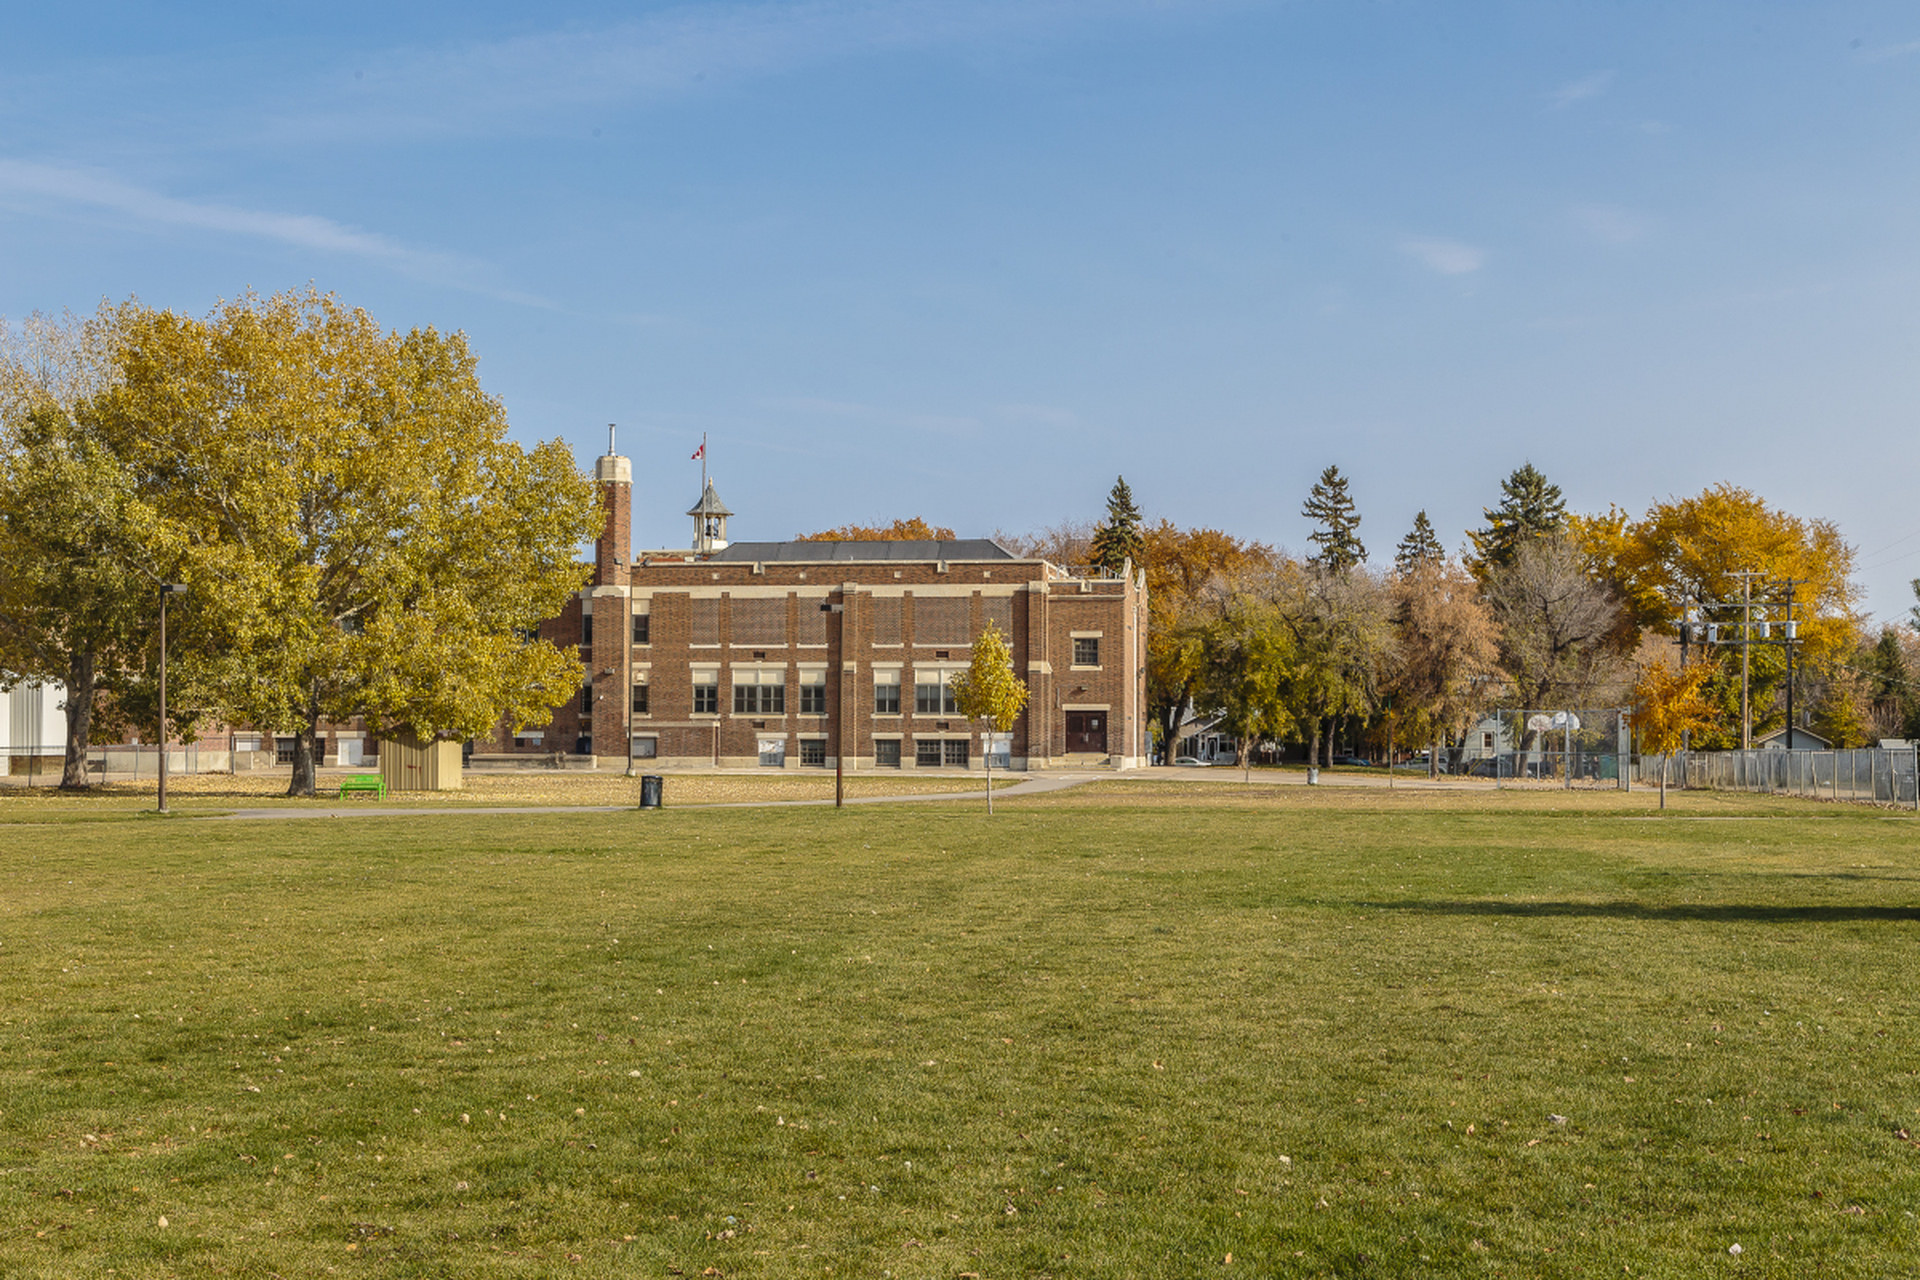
(1401, 237, 1485, 276)
(271, 0, 1229, 142)
(1855, 39, 1920, 63)
(1571, 203, 1651, 245)
(0, 158, 551, 306)
(1549, 70, 1614, 109)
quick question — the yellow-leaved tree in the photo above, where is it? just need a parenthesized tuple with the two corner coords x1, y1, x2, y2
(94, 289, 600, 796)
(1629, 658, 1716, 809)
(948, 622, 1029, 814)
(1578, 485, 1858, 747)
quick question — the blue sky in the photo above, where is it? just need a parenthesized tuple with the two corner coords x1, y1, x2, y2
(5, 1, 1918, 622)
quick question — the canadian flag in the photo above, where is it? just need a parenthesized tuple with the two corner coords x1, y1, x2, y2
(690, 442, 705, 460)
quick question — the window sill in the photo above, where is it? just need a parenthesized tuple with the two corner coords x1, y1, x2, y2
(1069, 665, 1102, 672)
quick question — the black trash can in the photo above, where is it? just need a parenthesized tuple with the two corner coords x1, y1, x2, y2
(639, 775, 665, 809)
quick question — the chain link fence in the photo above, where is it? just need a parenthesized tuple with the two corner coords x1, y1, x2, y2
(1649, 748, 1920, 808)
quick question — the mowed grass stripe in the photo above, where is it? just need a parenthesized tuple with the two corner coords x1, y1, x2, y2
(2, 795, 1917, 1277)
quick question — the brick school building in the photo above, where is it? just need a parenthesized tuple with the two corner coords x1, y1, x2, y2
(483, 442, 1146, 772)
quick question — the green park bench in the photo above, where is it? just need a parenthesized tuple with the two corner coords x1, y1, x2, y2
(338, 774, 387, 800)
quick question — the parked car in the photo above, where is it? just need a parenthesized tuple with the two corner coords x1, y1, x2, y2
(1172, 755, 1210, 767)
(1327, 754, 1372, 767)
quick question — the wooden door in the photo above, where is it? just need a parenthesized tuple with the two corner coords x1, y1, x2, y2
(1065, 711, 1106, 754)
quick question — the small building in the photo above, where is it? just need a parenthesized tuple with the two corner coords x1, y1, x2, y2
(1756, 726, 1834, 751)
(1458, 716, 1514, 762)
(485, 442, 1148, 771)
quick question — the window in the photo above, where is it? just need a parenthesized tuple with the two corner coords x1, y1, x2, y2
(581, 613, 594, 645)
(631, 736, 657, 759)
(631, 681, 649, 715)
(757, 738, 786, 768)
(874, 672, 901, 715)
(693, 671, 719, 715)
(943, 739, 970, 767)
(799, 740, 826, 766)
(579, 682, 593, 714)
(632, 613, 650, 644)
(915, 739, 943, 767)
(914, 671, 958, 715)
(799, 671, 827, 715)
(874, 740, 901, 768)
(1073, 636, 1100, 666)
(733, 669, 786, 715)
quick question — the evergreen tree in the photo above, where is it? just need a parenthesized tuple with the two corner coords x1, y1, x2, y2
(1302, 464, 1366, 574)
(1393, 510, 1445, 575)
(1088, 475, 1145, 575)
(1467, 463, 1566, 575)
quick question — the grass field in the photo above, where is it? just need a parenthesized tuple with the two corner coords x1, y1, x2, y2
(3, 785, 1918, 1277)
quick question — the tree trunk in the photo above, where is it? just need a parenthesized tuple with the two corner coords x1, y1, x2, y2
(984, 739, 993, 816)
(59, 648, 97, 790)
(1307, 718, 1321, 772)
(1430, 731, 1440, 781)
(1157, 690, 1189, 766)
(288, 703, 323, 797)
(1659, 754, 1668, 810)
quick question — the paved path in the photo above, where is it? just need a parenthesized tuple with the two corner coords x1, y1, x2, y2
(206, 772, 1103, 821)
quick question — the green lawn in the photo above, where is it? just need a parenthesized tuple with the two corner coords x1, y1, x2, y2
(3, 789, 1918, 1277)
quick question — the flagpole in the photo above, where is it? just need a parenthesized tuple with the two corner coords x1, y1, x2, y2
(700, 431, 708, 494)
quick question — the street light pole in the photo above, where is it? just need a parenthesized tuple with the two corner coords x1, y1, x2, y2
(822, 600, 847, 808)
(157, 584, 187, 813)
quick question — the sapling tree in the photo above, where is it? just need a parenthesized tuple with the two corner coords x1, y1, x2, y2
(949, 622, 1029, 814)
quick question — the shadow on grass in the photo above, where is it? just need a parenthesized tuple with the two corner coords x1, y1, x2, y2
(1362, 900, 1920, 924)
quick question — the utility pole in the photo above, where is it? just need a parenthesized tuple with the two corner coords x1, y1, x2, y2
(822, 600, 847, 807)
(1715, 569, 1768, 750)
(1685, 572, 1802, 751)
(156, 583, 188, 813)
(1777, 580, 1805, 750)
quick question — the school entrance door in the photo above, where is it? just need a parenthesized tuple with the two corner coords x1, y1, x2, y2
(1064, 711, 1107, 755)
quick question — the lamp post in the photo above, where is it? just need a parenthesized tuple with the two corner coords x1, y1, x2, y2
(821, 601, 846, 807)
(157, 583, 188, 814)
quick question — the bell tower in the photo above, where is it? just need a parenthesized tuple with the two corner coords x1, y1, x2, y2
(689, 479, 732, 553)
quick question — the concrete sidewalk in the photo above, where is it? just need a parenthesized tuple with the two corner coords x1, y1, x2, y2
(205, 771, 1100, 821)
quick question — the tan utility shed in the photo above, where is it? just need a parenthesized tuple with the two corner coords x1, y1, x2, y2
(380, 732, 463, 792)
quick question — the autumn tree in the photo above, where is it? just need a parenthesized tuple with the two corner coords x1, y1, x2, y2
(0, 302, 182, 788)
(96, 289, 599, 797)
(1088, 476, 1145, 576)
(1467, 463, 1566, 576)
(1388, 557, 1502, 777)
(1576, 484, 1858, 745)
(796, 517, 957, 541)
(1629, 658, 1715, 808)
(1267, 560, 1396, 767)
(1193, 588, 1296, 781)
(1483, 536, 1629, 746)
(991, 519, 1096, 565)
(1393, 511, 1445, 575)
(1302, 465, 1366, 574)
(1139, 521, 1277, 761)
(948, 621, 1029, 814)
